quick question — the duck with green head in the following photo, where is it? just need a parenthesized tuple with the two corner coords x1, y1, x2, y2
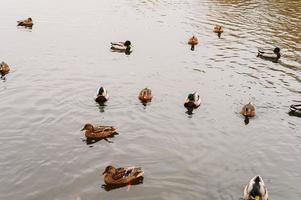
(111, 40, 132, 54)
(95, 86, 109, 104)
(243, 175, 268, 200)
(184, 92, 201, 109)
(257, 47, 281, 62)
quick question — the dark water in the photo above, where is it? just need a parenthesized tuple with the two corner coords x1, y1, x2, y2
(0, 0, 300, 199)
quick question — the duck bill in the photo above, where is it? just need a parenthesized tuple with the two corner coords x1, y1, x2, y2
(102, 170, 106, 175)
(80, 127, 85, 131)
(255, 196, 260, 200)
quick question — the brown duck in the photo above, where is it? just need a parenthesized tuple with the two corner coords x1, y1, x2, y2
(81, 123, 117, 139)
(0, 62, 10, 77)
(240, 102, 256, 117)
(213, 25, 224, 38)
(138, 88, 153, 103)
(102, 165, 144, 186)
(17, 17, 33, 27)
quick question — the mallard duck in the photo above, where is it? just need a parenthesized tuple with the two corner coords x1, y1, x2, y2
(111, 40, 132, 53)
(289, 104, 301, 117)
(17, 17, 33, 27)
(95, 87, 109, 103)
(257, 47, 281, 62)
(138, 88, 153, 103)
(243, 175, 268, 200)
(102, 165, 144, 186)
(0, 62, 10, 77)
(81, 123, 117, 140)
(240, 102, 256, 117)
(188, 36, 198, 45)
(213, 25, 224, 38)
(184, 92, 201, 109)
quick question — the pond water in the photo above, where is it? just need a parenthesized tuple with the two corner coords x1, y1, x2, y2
(0, 0, 300, 199)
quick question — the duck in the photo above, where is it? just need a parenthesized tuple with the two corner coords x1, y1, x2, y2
(213, 25, 224, 38)
(289, 104, 301, 117)
(243, 175, 268, 200)
(184, 92, 201, 109)
(188, 36, 198, 46)
(188, 36, 199, 50)
(0, 62, 10, 77)
(95, 87, 109, 104)
(111, 40, 132, 54)
(102, 165, 144, 186)
(240, 102, 256, 118)
(17, 17, 33, 27)
(257, 47, 281, 62)
(81, 123, 117, 140)
(138, 88, 153, 103)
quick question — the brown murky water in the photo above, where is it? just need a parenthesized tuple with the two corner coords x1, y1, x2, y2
(0, 0, 300, 199)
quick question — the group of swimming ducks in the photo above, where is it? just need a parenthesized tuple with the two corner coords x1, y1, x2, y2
(2, 18, 299, 198)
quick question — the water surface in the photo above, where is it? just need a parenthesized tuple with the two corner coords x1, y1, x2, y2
(0, 0, 300, 199)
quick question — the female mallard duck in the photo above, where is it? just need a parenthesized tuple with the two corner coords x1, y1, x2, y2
(111, 40, 132, 54)
(102, 165, 144, 187)
(81, 123, 117, 140)
(188, 36, 198, 45)
(240, 102, 256, 117)
(17, 17, 33, 27)
(184, 92, 201, 109)
(257, 47, 281, 62)
(95, 87, 109, 103)
(213, 25, 224, 38)
(138, 88, 153, 103)
(0, 62, 10, 77)
(243, 175, 268, 200)
(188, 36, 198, 50)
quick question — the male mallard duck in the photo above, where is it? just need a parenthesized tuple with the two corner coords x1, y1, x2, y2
(289, 104, 301, 117)
(102, 165, 144, 186)
(111, 40, 132, 54)
(0, 62, 10, 77)
(138, 88, 153, 103)
(213, 25, 224, 38)
(240, 102, 256, 117)
(184, 92, 201, 109)
(95, 87, 109, 103)
(243, 175, 268, 200)
(17, 17, 33, 27)
(257, 47, 281, 62)
(81, 123, 117, 140)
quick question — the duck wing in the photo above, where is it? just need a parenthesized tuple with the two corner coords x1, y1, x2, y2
(109, 167, 144, 185)
(85, 125, 117, 139)
(111, 42, 124, 46)
(93, 125, 116, 132)
(111, 44, 127, 51)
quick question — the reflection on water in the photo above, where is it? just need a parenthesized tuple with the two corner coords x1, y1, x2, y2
(0, 0, 300, 200)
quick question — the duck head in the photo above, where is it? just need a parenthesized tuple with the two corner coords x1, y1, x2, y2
(124, 40, 131, 47)
(28, 17, 33, 22)
(102, 165, 116, 175)
(81, 123, 94, 131)
(273, 47, 281, 59)
(98, 87, 105, 95)
(188, 93, 195, 101)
